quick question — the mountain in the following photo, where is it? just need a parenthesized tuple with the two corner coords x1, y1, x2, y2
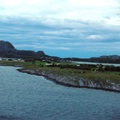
(89, 55, 120, 63)
(0, 40, 119, 63)
(0, 40, 45, 59)
(0, 40, 16, 52)
(99, 55, 120, 60)
(63, 55, 120, 64)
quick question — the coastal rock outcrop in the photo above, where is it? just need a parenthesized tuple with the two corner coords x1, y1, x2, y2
(17, 68, 120, 92)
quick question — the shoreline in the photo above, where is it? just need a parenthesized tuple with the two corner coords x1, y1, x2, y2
(17, 68, 120, 93)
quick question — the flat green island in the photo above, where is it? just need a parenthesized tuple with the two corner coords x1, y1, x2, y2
(0, 60, 120, 92)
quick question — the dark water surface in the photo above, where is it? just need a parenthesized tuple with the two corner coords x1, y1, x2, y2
(0, 66, 120, 120)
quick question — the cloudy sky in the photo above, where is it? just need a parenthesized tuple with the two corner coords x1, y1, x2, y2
(0, 0, 120, 58)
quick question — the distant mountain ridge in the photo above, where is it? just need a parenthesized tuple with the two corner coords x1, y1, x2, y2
(89, 55, 120, 63)
(0, 40, 45, 59)
(0, 40, 120, 63)
(99, 55, 120, 60)
(64, 55, 120, 64)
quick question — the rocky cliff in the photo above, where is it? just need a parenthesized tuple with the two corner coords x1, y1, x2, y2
(0, 40, 45, 58)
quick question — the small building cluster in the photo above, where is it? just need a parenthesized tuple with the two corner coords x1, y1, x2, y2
(0, 57, 24, 62)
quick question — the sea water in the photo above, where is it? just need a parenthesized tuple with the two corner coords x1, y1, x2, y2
(0, 66, 120, 120)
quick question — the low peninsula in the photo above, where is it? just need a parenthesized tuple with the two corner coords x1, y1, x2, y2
(0, 60, 120, 93)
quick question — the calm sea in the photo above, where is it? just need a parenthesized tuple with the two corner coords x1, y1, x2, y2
(73, 61, 120, 66)
(0, 66, 120, 120)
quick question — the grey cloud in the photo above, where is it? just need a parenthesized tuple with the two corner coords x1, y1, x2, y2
(0, 16, 120, 57)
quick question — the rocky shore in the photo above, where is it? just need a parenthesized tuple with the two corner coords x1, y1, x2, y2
(17, 68, 120, 93)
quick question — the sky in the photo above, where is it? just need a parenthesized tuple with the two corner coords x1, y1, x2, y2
(0, 0, 120, 58)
